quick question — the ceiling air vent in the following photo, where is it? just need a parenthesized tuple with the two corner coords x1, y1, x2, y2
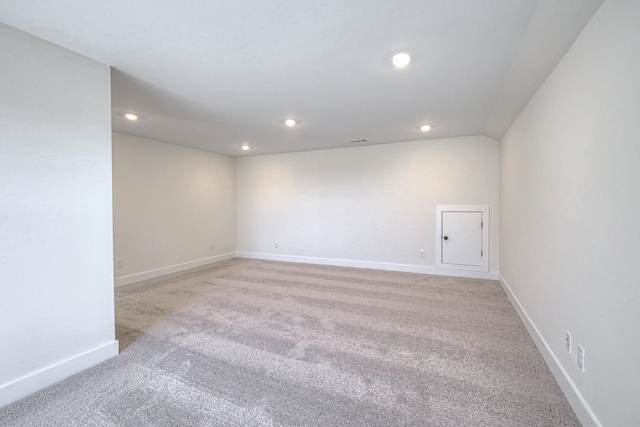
(348, 139, 367, 144)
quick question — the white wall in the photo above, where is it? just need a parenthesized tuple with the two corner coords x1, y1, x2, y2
(237, 136, 500, 276)
(112, 133, 236, 285)
(0, 24, 117, 406)
(500, 0, 640, 425)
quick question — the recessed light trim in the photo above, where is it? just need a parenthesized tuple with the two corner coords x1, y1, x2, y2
(285, 119, 296, 127)
(392, 53, 411, 68)
(420, 125, 431, 132)
(124, 113, 138, 121)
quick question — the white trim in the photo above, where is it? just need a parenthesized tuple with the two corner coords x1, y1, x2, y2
(0, 340, 119, 408)
(497, 273, 601, 427)
(435, 205, 490, 272)
(237, 252, 498, 280)
(114, 252, 236, 287)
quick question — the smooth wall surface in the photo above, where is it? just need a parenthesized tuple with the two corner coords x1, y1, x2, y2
(0, 24, 116, 400)
(500, 0, 640, 425)
(237, 136, 500, 274)
(112, 133, 236, 281)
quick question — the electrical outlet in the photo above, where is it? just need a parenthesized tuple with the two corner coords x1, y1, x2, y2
(210, 243, 215, 251)
(115, 259, 123, 269)
(577, 345, 585, 371)
(419, 249, 425, 258)
(565, 331, 571, 354)
(274, 242, 278, 249)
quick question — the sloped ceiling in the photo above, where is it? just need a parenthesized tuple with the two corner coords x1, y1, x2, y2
(0, 0, 602, 156)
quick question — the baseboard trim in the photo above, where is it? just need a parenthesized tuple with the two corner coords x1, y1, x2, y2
(236, 252, 498, 280)
(115, 252, 236, 287)
(497, 273, 601, 427)
(0, 340, 119, 408)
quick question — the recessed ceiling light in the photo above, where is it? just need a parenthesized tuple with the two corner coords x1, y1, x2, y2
(241, 144, 250, 151)
(124, 113, 138, 121)
(285, 119, 296, 127)
(420, 125, 431, 132)
(392, 53, 411, 68)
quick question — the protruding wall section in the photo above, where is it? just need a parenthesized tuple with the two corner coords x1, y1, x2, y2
(0, 23, 117, 406)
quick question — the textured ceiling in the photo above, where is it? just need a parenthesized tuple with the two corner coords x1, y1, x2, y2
(0, 0, 602, 156)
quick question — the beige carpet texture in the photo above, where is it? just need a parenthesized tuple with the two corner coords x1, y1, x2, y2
(0, 259, 580, 426)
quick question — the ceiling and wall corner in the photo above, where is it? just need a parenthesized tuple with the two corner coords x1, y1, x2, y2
(0, 0, 601, 156)
(484, 0, 604, 140)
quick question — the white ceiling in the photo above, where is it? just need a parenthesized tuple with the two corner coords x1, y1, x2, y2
(0, 0, 602, 156)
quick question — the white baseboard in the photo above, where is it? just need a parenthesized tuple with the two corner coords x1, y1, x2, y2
(497, 273, 601, 427)
(236, 252, 498, 280)
(0, 340, 119, 408)
(115, 252, 236, 287)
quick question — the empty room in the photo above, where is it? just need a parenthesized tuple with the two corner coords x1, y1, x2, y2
(1, 1, 638, 426)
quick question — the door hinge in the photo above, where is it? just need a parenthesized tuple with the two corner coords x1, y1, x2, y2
(481, 221, 483, 229)
(481, 250, 483, 256)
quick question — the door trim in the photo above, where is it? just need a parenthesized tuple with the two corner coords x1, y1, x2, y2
(436, 205, 489, 272)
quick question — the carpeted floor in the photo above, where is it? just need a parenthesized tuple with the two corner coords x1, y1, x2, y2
(0, 258, 580, 426)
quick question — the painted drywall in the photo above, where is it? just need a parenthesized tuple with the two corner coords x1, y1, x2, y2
(112, 132, 235, 283)
(0, 24, 117, 405)
(500, 0, 640, 425)
(236, 136, 499, 275)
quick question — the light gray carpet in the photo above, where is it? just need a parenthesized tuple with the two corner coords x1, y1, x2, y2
(0, 258, 580, 426)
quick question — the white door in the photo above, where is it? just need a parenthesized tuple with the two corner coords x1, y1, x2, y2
(441, 211, 483, 266)
(436, 206, 489, 272)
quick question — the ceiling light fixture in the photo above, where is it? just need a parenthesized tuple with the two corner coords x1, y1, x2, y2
(285, 119, 296, 127)
(124, 113, 138, 121)
(420, 125, 431, 132)
(241, 144, 250, 151)
(392, 53, 411, 68)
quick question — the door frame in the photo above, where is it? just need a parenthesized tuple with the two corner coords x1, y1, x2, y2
(436, 205, 489, 272)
